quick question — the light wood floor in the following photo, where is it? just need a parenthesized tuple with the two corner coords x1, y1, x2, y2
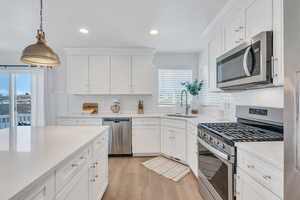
(102, 157, 203, 200)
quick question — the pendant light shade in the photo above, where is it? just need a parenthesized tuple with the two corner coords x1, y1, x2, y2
(20, 0, 60, 67)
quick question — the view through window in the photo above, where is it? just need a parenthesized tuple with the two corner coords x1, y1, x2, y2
(158, 69, 193, 105)
(0, 73, 31, 129)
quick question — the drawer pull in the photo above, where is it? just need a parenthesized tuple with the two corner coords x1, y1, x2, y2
(90, 178, 96, 182)
(80, 156, 86, 160)
(263, 175, 272, 180)
(95, 175, 99, 178)
(247, 164, 255, 169)
(95, 162, 99, 165)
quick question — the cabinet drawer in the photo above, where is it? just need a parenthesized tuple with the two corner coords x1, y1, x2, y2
(57, 118, 102, 125)
(132, 118, 160, 126)
(93, 131, 108, 151)
(56, 147, 91, 192)
(237, 149, 283, 198)
(162, 119, 186, 129)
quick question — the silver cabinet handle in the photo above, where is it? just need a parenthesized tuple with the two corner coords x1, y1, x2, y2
(90, 178, 96, 182)
(263, 175, 272, 180)
(243, 46, 252, 77)
(71, 163, 79, 167)
(247, 164, 255, 169)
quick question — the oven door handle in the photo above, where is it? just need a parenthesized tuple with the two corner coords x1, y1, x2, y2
(243, 46, 252, 77)
(198, 138, 229, 161)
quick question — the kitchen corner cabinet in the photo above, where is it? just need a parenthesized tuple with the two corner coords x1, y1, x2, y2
(161, 119, 186, 162)
(110, 55, 132, 94)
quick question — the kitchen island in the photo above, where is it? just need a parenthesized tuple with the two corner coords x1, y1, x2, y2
(0, 126, 109, 200)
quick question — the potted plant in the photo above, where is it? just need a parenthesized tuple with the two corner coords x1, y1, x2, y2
(181, 79, 203, 114)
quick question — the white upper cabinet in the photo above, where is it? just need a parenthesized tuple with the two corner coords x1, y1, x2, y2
(245, 0, 273, 39)
(67, 55, 89, 94)
(208, 31, 223, 92)
(110, 55, 132, 94)
(224, 11, 245, 51)
(66, 49, 154, 95)
(89, 56, 110, 94)
(131, 55, 153, 94)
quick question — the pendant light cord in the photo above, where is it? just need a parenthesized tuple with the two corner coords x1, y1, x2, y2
(40, 0, 43, 31)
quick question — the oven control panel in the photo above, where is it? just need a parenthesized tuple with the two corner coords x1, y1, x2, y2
(198, 128, 235, 156)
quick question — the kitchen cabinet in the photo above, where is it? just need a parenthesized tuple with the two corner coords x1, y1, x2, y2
(132, 118, 161, 155)
(90, 131, 109, 200)
(131, 55, 153, 94)
(236, 168, 280, 200)
(186, 122, 198, 176)
(110, 55, 132, 94)
(56, 164, 90, 200)
(272, 0, 284, 86)
(67, 55, 89, 94)
(161, 119, 186, 162)
(15, 175, 55, 200)
(67, 55, 110, 95)
(224, 11, 245, 51)
(208, 31, 223, 92)
(89, 56, 110, 94)
(245, 0, 273, 39)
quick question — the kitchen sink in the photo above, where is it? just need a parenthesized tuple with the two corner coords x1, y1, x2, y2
(166, 114, 198, 118)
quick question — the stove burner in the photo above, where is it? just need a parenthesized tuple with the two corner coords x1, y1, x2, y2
(198, 122, 283, 144)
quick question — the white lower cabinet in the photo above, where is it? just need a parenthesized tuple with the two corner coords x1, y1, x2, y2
(161, 119, 186, 162)
(56, 164, 90, 200)
(186, 122, 198, 176)
(236, 168, 280, 200)
(132, 118, 161, 155)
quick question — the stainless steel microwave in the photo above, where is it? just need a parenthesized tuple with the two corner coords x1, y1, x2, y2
(217, 31, 273, 90)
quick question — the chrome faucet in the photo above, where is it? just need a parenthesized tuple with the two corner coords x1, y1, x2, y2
(180, 89, 189, 115)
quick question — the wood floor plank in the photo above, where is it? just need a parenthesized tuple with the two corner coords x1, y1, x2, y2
(102, 157, 203, 200)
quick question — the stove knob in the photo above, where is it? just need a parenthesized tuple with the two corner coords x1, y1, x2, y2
(222, 144, 226, 149)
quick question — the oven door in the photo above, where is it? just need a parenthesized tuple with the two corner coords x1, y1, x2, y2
(217, 31, 273, 89)
(197, 138, 234, 200)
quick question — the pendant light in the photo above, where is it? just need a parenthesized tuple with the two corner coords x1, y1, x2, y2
(20, 0, 60, 67)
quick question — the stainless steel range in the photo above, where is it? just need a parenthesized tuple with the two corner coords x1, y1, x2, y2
(197, 105, 283, 200)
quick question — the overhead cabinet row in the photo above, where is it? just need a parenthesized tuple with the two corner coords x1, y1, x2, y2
(67, 55, 153, 95)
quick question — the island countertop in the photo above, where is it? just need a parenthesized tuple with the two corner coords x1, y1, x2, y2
(0, 125, 108, 200)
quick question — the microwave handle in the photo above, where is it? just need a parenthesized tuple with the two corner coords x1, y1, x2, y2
(243, 46, 252, 77)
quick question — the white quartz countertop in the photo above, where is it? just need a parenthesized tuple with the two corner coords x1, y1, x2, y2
(235, 141, 284, 169)
(58, 112, 234, 125)
(0, 126, 108, 200)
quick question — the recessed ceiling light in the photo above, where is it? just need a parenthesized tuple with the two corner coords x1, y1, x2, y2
(79, 28, 89, 34)
(149, 29, 159, 36)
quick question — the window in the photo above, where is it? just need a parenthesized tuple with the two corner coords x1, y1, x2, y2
(158, 69, 193, 105)
(0, 73, 32, 129)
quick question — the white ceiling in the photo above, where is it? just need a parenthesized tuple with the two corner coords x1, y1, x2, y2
(1, 0, 228, 54)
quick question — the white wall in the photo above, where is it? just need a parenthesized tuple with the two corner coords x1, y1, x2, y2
(46, 51, 199, 124)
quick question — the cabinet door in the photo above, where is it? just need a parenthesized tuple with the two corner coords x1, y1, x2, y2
(224, 12, 245, 51)
(67, 55, 89, 94)
(89, 56, 110, 94)
(272, 0, 284, 86)
(110, 55, 131, 94)
(131, 55, 153, 94)
(236, 168, 281, 200)
(165, 128, 176, 158)
(56, 165, 90, 200)
(132, 126, 160, 154)
(208, 32, 223, 92)
(245, 0, 273, 39)
(21, 175, 55, 200)
(174, 129, 186, 161)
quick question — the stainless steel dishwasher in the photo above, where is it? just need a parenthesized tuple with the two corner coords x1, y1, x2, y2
(102, 118, 132, 156)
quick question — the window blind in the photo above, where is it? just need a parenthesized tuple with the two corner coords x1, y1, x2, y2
(158, 69, 193, 105)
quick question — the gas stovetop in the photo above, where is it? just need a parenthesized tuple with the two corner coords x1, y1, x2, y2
(198, 122, 283, 145)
